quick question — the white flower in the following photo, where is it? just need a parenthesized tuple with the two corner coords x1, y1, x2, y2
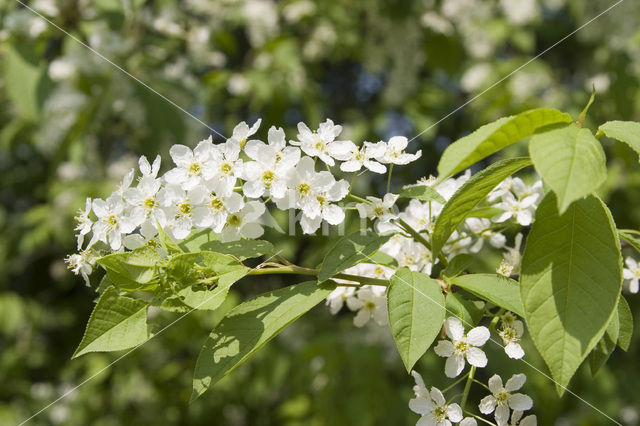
(409, 386, 463, 426)
(229, 118, 261, 148)
(191, 180, 244, 232)
(328, 140, 387, 173)
(138, 154, 161, 180)
(509, 410, 537, 426)
(290, 119, 344, 166)
(242, 127, 300, 198)
(115, 168, 135, 196)
(74, 197, 93, 249)
(623, 257, 640, 294)
(498, 316, 525, 359)
(89, 195, 139, 250)
(356, 193, 398, 223)
(498, 233, 524, 276)
(434, 317, 490, 377)
(400, 199, 438, 233)
(346, 286, 388, 327)
(164, 136, 216, 190)
(325, 286, 356, 314)
(410, 370, 430, 399)
(459, 418, 478, 426)
(276, 156, 335, 217)
(375, 136, 422, 165)
(220, 201, 266, 242)
(65, 250, 96, 285)
(208, 138, 244, 187)
(124, 176, 165, 239)
(493, 192, 536, 226)
(465, 218, 506, 253)
(299, 178, 349, 234)
(157, 185, 205, 240)
(479, 374, 533, 426)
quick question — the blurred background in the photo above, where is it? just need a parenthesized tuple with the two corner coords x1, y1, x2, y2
(1, 0, 640, 424)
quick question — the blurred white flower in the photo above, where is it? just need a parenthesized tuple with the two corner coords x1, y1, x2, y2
(409, 385, 463, 426)
(290, 119, 344, 166)
(623, 257, 640, 294)
(346, 286, 388, 327)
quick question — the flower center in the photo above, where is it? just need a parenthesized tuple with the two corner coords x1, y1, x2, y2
(297, 183, 311, 196)
(314, 141, 326, 152)
(210, 197, 224, 211)
(106, 215, 118, 226)
(433, 405, 448, 420)
(354, 150, 365, 161)
(635, 269, 640, 279)
(227, 214, 242, 227)
(178, 203, 192, 216)
(454, 340, 469, 353)
(220, 162, 232, 175)
(373, 206, 386, 217)
(189, 162, 201, 176)
(144, 198, 156, 210)
(365, 301, 376, 310)
(495, 391, 509, 405)
(262, 170, 275, 184)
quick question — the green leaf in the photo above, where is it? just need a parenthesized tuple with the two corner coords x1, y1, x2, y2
(191, 280, 335, 400)
(399, 184, 446, 204)
(445, 293, 484, 326)
(367, 251, 398, 267)
(318, 231, 392, 282)
(450, 274, 524, 317)
(178, 229, 274, 259)
(199, 240, 275, 260)
(597, 121, 640, 159)
(466, 207, 505, 219)
(441, 254, 474, 280)
(166, 252, 248, 311)
(157, 225, 183, 254)
(431, 157, 532, 258)
(387, 268, 446, 372)
(520, 193, 622, 394)
(529, 123, 607, 214)
(437, 108, 571, 180)
(97, 246, 161, 291)
(618, 229, 640, 254)
(617, 296, 633, 352)
(3, 43, 52, 120)
(589, 305, 619, 376)
(73, 287, 149, 358)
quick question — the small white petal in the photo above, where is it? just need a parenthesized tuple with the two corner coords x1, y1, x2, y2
(445, 354, 465, 378)
(504, 373, 526, 392)
(446, 403, 463, 422)
(507, 393, 533, 411)
(479, 395, 496, 414)
(495, 404, 510, 426)
(505, 342, 525, 359)
(445, 317, 465, 341)
(467, 326, 490, 346)
(434, 340, 454, 357)
(466, 347, 487, 367)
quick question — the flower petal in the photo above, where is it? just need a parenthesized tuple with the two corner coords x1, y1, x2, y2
(467, 326, 490, 346)
(508, 393, 533, 411)
(434, 340, 454, 357)
(465, 347, 487, 368)
(504, 373, 526, 392)
(445, 317, 465, 341)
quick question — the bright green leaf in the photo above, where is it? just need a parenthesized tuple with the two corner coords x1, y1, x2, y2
(466, 207, 505, 219)
(445, 293, 484, 326)
(437, 108, 571, 180)
(441, 254, 474, 280)
(199, 240, 275, 260)
(387, 268, 446, 372)
(450, 274, 524, 317)
(191, 280, 335, 400)
(431, 157, 532, 258)
(318, 231, 392, 282)
(399, 184, 446, 204)
(597, 121, 640, 160)
(166, 252, 248, 310)
(73, 287, 149, 358)
(529, 123, 607, 214)
(157, 225, 183, 254)
(520, 193, 622, 394)
(97, 246, 161, 291)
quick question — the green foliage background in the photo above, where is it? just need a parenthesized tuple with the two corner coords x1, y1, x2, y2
(1, 0, 640, 424)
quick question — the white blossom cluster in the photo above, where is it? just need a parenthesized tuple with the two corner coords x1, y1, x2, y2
(410, 356, 536, 426)
(66, 119, 422, 281)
